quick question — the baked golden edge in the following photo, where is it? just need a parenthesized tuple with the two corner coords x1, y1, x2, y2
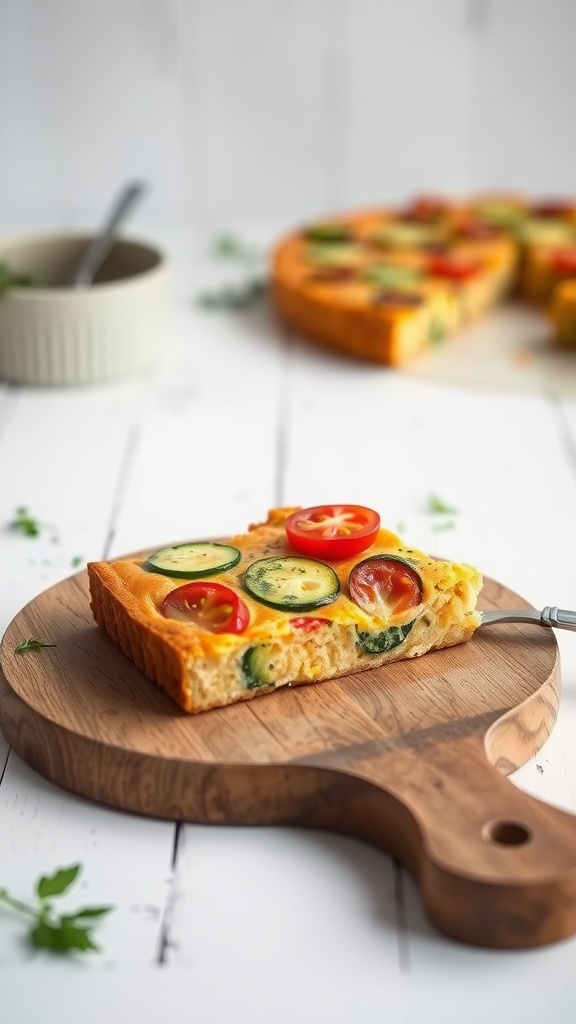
(88, 560, 197, 712)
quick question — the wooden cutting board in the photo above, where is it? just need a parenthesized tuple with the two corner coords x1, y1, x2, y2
(2, 565, 576, 951)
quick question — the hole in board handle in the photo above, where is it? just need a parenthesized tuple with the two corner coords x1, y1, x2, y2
(482, 820, 533, 846)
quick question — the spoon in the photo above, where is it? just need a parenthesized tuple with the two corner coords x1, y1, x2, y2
(480, 606, 576, 631)
(72, 180, 148, 288)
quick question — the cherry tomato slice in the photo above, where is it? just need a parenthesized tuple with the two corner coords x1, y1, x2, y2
(402, 194, 448, 222)
(532, 199, 574, 218)
(426, 255, 482, 281)
(349, 555, 423, 618)
(550, 248, 576, 275)
(455, 219, 501, 241)
(161, 581, 250, 634)
(289, 616, 331, 632)
(285, 504, 380, 560)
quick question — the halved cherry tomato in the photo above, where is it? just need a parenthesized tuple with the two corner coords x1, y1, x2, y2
(289, 616, 331, 631)
(285, 504, 380, 560)
(307, 267, 360, 283)
(532, 199, 574, 218)
(161, 581, 250, 634)
(402, 194, 448, 222)
(349, 555, 423, 618)
(426, 255, 482, 281)
(551, 248, 576, 275)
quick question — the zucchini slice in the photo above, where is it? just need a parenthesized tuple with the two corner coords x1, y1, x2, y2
(356, 619, 415, 655)
(241, 645, 275, 689)
(144, 542, 241, 579)
(244, 556, 340, 612)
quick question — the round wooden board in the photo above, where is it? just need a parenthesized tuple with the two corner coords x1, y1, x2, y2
(0, 569, 560, 815)
(4, 565, 576, 950)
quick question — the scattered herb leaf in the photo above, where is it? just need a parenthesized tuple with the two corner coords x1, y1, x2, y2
(432, 520, 456, 532)
(197, 278, 268, 311)
(15, 638, 57, 654)
(0, 262, 42, 297)
(197, 233, 268, 310)
(10, 506, 41, 537)
(211, 233, 261, 263)
(37, 865, 81, 900)
(427, 493, 458, 516)
(71, 555, 83, 568)
(0, 864, 113, 955)
(8, 506, 59, 542)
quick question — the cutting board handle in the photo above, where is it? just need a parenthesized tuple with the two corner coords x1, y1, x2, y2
(331, 733, 576, 948)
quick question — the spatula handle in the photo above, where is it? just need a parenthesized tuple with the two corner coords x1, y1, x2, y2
(481, 606, 576, 630)
(325, 733, 576, 949)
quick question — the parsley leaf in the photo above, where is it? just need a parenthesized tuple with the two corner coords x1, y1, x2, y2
(197, 233, 268, 310)
(197, 278, 268, 311)
(15, 638, 57, 654)
(10, 506, 41, 537)
(0, 262, 41, 297)
(29, 919, 99, 953)
(9, 506, 59, 543)
(427, 493, 458, 515)
(36, 865, 81, 899)
(211, 233, 261, 263)
(432, 520, 456, 532)
(0, 864, 114, 956)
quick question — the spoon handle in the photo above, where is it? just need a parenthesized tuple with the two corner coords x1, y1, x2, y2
(481, 606, 576, 631)
(73, 180, 147, 288)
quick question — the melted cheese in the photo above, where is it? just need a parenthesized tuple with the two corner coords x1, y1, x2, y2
(106, 512, 480, 660)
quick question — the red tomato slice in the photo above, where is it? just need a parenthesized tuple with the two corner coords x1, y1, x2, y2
(551, 248, 576, 275)
(349, 556, 423, 618)
(289, 616, 331, 631)
(285, 505, 380, 560)
(161, 581, 250, 634)
(455, 220, 501, 241)
(403, 194, 448, 222)
(532, 199, 574, 218)
(427, 255, 482, 281)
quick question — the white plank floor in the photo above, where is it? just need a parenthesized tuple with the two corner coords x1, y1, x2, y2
(1, 223, 576, 1023)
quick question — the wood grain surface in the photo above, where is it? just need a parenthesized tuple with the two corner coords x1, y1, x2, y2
(2, 565, 576, 950)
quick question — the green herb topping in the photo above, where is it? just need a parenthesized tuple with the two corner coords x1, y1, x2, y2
(9, 506, 59, 542)
(0, 864, 114, 954)
(197, 278, 267, 310)
(15, 638, 57, 654)
(0, 262, 41, 297)
(10, 506, 41, 537)
(427, 493, 458, 515)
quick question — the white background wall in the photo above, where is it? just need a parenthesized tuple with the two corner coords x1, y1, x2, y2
(1, 0, 575, 233)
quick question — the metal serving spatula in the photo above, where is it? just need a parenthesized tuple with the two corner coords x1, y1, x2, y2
(481, 606, 576, 631)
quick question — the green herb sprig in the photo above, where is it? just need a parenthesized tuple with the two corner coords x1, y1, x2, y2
(428, 492, 459, 531)
(0, 864, 113, 954)
(197, 232, 268, 310)
(428, 493, 458, 515)
(0, 262, 41, 297)
(14, 638, 57, 654)
(10, 506, 41, 537)
(210, 233, 261, 263)
(9, 506, 59, 543)
(197, 278, 268, 311)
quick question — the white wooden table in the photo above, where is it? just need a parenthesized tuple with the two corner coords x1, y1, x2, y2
(1, 224, 576, 1024)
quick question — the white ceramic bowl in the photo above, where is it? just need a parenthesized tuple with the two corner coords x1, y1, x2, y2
(0, 233, 170, 385)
